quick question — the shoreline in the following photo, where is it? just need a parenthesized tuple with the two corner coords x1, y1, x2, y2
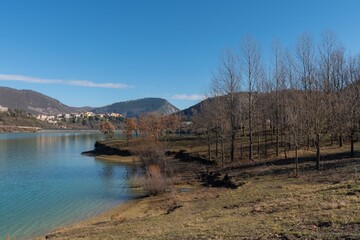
(38, 154, 145, 240)
(37, 146, 360, 239)
(41, 193, 147, 240)
(40, 153, 155, 240)
(0, 127, 103, 133)
(0, 125, 42, 133)
(40, 150, 201, 240)
(38, 140, 360, 239)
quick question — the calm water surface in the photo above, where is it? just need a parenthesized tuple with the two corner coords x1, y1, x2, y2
(0, 131, 132, 239)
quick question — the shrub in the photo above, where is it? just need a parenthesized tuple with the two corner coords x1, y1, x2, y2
(143, 164, 167, 195)
(130, 139, 171, 195)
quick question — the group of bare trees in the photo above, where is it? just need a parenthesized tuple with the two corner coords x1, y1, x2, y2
(194, 31, 360, 171)
(123, 113, 181, 195)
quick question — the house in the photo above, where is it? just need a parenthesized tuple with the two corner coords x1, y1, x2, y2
(71, 113, 81, 118)
(0, 105, 8, 112)
(84, 111, 95, 117)
(37, 115, 48, 121)
(109, 113, 122, 118)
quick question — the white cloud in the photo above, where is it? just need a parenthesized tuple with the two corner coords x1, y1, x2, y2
(0, 74, 61, 84)
(172, 94, 205, 101)
(0, 74, 128, 89)
(67, 80, 128, 89)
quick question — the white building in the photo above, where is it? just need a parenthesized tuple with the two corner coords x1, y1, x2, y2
(37, 115, 48, 121)
(0, 105, 8, 112)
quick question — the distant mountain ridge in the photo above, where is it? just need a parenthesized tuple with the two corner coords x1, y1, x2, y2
(92, 98, 179, 117)
(0, 87, 179, 117)
(0, 87, 90, 115)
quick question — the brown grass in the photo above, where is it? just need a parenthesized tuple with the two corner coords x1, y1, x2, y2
(43, 136, 360, 239)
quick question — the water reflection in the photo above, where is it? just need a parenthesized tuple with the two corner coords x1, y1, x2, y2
(0, 131, 131, 240)
(101, 165, 114, 178)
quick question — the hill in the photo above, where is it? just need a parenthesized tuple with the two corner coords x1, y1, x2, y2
(92, 98, 179, 117)
(179, 99, 206, 120)
(179, 93, 248, 120)
(0, 87, 90, 115)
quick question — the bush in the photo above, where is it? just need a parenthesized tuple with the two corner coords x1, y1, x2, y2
(130, 140, 171, 195)
(143, 164, 167, 195)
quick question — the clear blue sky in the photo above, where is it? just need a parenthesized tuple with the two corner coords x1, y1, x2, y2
(0, 0, 359, 110)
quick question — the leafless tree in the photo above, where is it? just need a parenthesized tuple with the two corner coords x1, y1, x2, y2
(296, 33, 316, 148)
(99, 121, 115, 140)
(241, 36, 263, 161)
(343, 54, 360, 158)
(212, 49, 242, 162)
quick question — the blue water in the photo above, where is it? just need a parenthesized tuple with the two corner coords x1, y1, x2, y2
(0, 131, 132, 239)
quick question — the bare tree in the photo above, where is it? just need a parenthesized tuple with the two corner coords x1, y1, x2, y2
(137, 113, 165, 141)
(343, 54, 360, 158)
(271, 40, 287, 157)
(99, 121, 115, 140)
(123, 118, 137, 145)
(296, 33, 316, 148)
(284, 90, 303, 176)
(212, 49, 242, 162)
(241, 36, 263, 161)
(192, 98, 216, 162)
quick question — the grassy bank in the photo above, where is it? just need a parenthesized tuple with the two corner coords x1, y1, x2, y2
(40, 136, 360, 240)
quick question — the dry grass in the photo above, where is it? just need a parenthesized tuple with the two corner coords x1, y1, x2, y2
(95, 155, 139, 164)
(43, 136, 360, 239)
(44, 151, 360, 240)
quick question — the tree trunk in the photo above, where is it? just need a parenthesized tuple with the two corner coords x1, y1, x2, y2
(240, 136, 243, 160)
(350, 130, 355, 158)
(316, 133, 321, 170)
(295, 137, 299, 177)
(207, 130, 211, 161)
(249, 128, 253, 161)
(276, 126, 279, 157)
(283, 134, 287, 160)
(307, 134, 310, 149)
(221, 139, 225, 167)
(215, 133, 219, 159)
(230, 131, 235, 162)
(330, 134, 333, 146)
(264, 122, 268, 156)
(249, 107, 253, 161)
(257, 119, 261, 158)
(339, 134, 343, 147)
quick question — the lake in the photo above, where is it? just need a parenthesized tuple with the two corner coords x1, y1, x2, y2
(0, 131, 132, 239)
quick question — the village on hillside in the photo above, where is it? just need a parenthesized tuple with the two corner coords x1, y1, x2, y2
(0, 105, 125, 131)
(35, 111, 123, 125)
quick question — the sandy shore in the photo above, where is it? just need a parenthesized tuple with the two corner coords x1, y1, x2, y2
(94, 155, 140, 165)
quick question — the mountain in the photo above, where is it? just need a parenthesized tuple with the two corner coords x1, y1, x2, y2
(179, 100, 206, 120)
(92, 98, 179, 117)
(0, 87, 179, 117)
(179, 92, 249, 120)
(0, 87, 89, 115)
